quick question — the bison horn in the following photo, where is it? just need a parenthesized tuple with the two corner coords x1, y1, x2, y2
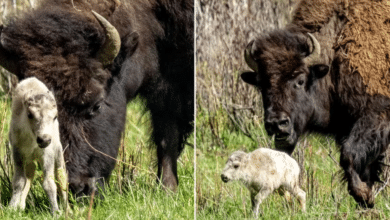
(244, 40, 259, 72)
(303, 33, 321, 65)
(0, 25, 18, 74)
(91, 11, 121, 66)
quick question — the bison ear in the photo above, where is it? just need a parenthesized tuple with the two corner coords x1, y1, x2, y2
(241, 71, 260, 86)
(310, 64, 329, 80)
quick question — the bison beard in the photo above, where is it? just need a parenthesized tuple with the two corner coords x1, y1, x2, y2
(240, 3, 390, 207)
(0, 0, 193, 195)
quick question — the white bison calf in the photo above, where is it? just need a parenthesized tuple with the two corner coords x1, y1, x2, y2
(221, 148, 306, 217)
(9, 77, 67, 214)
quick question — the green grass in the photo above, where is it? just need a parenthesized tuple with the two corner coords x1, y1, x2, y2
(0, 91, 195, 219)
(196, 105, 390, 220)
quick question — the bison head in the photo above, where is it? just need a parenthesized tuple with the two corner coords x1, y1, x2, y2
(241, 31, 330, 154)
(0, 9, 121, 117)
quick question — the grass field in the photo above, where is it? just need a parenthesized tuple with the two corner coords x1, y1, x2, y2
(195, 68, 390, 220)
(0, 90, 195, 219)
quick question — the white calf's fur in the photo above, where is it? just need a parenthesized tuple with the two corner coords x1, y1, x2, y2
(221, 148, 306, 217)
(9, 77, 67, 214)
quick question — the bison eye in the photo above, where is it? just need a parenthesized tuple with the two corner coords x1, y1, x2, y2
(294, 78, 305, 89)
(93, 104, 102, 112)
(27, 112, 33, 119)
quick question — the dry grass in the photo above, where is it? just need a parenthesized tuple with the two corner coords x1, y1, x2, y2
(0, 0, 42, 94)
(196, 0, 295, 144)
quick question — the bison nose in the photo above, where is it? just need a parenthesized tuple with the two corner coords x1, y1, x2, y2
(265, 113, 291, 135)
(37, 135, 51, 148)
(277, 117, 290, 132)
(221, 174, 229, 183)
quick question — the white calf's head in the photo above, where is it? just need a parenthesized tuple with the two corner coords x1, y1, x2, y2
(221, 151, 248, 183)
(14, 77, 58, 148)
(24, 93, 58, 148)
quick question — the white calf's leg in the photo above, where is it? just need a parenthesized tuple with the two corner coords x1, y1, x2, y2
(294, 187, 306, 212)
(41, 155, 59, 213)
(19, 163, 36, 209)
(10, 159, 35, 210)
(55, 147, 67, 210)
(9, 164, 27, 209)
(287, 183, 306, 212)
(251, 188, 272, 218)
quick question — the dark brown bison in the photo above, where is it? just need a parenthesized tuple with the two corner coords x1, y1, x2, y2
(0, 0, 193, 195)
(241, 0, 388, 208)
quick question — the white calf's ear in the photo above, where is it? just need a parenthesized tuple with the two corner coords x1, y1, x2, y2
(233, 161, 240, 169)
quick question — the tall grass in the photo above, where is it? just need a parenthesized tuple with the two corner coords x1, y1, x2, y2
(0, 91, 195, 219)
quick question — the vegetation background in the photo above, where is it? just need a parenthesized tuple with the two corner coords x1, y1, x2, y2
(0, 0, 194, 219)
(196, 0, 390, 219)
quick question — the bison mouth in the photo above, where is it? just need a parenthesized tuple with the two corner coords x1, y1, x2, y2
(273, 132, 298, 155)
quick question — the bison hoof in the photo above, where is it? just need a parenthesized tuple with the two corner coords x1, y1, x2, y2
(357, 199, 374, 209)
(350, 185, 374, 208)
(157, 177, 177, 193)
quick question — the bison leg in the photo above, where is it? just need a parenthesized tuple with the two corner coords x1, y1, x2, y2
(54, 146, 67, 210)
(340, 151, 374, 208)
(340, 114, 390, 208)
(153, 115, 180, 192)
(41, 153, 60, 213)
(251, 188, 272, 218)
(10, 161, 35, 210)
(340, 133, 374, 207)
(289, 186, 306, 212)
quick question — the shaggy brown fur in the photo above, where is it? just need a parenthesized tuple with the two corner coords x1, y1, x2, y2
(338, 0, 390, 97)
(292, 0, 346, 31)
(2, 0, 162, 109)
(293, 0, 390, 97)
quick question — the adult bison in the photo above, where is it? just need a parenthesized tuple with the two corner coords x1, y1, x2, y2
(0, 0, 193, 195)
(241, 0, 388, 208)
